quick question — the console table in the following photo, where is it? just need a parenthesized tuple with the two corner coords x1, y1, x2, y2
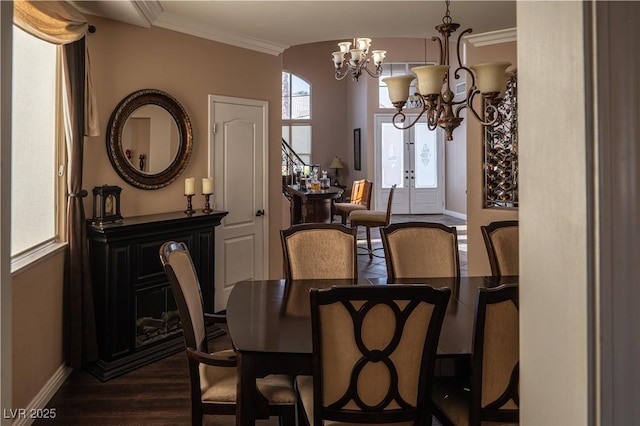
(86, 210, 228, 381)
(284, 185, 343, 224)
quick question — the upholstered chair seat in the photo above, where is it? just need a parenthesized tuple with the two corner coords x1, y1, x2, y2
(281, 223, 357, 280)
(160, 241, 296, 425)
(198, 351, 295, 404)
(481, 221, 519, 276)
(381, 222, 460, 279)
(432, 285, 519, 426)
(349, 185, 396, 259)
(296, 284, 450, 425)
(334, 179, 372, 225)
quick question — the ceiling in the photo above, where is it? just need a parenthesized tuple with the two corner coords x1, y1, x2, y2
(70, 1, 517, 55)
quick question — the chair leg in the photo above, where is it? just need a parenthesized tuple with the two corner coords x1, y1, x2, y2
(279, 405, 296, 426)
(366, 226, 373, 259)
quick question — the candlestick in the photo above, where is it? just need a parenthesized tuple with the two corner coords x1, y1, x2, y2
(184, 194, 194, 215)
(184, 177, 195, 195)
(202, 177, 213, 195)
(203, 194, 212, 214)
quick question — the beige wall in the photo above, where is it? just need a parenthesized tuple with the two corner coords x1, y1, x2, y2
(12, 251, 65, 409)
(519, 2, 589, 423)
(282, 42, 349, 181)
(465, 40, 518, 276)
(83, 16, 285, 278)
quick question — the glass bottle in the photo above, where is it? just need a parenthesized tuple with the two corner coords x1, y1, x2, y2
(320, 170, 330, 190)
(310, 170, 321, 191)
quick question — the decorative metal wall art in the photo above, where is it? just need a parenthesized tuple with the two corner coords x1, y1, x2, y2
(484, 72, 518, 208)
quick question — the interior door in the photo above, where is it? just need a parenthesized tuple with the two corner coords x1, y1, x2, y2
(209, 95, 268, 312)
(375, 115, 444, 214)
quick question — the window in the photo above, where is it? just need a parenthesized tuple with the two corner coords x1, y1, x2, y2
(378, 62, 432, 109)
(282, 71, 311, 164)
(11, 26, 60, 259)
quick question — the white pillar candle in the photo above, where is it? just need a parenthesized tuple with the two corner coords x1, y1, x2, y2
(202, 177, 213, 195)
(184, 177, 195, 195)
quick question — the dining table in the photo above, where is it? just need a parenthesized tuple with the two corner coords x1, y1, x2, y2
(226, 275, 519, 425)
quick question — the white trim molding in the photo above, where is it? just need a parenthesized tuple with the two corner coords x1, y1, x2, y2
(12, 364, 72, 426)
(465, 28, 517, 47)
(444, 209, 467, 221)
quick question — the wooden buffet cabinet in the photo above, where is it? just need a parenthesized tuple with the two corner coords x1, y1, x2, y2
(86, 210, 227, 381)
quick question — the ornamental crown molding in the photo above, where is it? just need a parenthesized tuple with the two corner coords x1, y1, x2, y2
(465, 28, 517, 47)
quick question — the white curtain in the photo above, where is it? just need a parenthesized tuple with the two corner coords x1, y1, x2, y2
(13, 0, 100, 136)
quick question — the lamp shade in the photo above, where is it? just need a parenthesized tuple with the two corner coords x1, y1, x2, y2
(383, 75, 414, 103)
(412, 65, 449, 96)
(329, 157, 345, 169)
(470, 62, 512, 94)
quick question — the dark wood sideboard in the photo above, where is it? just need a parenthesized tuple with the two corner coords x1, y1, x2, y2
(86, 210, 228, 381)
(284, 185, 344, 224)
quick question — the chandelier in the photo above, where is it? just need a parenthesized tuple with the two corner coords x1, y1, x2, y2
(383, 0, 512, 141)
(332, 38, 386, 81)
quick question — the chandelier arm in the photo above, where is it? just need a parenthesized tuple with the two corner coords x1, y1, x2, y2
(334, 68, 350, 81)
(390, 109, 428, 130)
(466, 90, 500, 126)
(454, 64, 475, 87)
(455, 28, 473, 76)
(432, 36, 444, 65)
(363, 64, 383, 78)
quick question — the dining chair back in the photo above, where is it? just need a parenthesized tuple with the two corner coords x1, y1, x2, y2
(481, 220, 519, 276)
(433, 284, 519, 426)
(333, 179, 373, 225)
(280, 223, 358, 280)
(296, 284, 451, 426)
(349, 184, 396, 258)
(160, 241, 295, 425)
(381, 222, 460, 279)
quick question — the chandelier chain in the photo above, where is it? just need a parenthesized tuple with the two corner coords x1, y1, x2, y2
(443, 0, 452, 25)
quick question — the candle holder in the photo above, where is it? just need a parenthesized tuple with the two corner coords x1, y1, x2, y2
(184, 194, 195, 215)
(203, 193, 213, 214)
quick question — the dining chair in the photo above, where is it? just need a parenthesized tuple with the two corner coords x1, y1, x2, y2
(333, 179, 373, 225)
(381, 222, 460, 279)
(296, 284, 451, 426)
(280, 223, 358, 280)
(432, 284, 519, 426)
(481, 220, 519, 276)
(159, 241, 296, 426)
(349, 184, 396, 259)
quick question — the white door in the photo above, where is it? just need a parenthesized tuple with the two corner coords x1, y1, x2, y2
(374, 114, 444, 214)
(209, 96, 268, 312)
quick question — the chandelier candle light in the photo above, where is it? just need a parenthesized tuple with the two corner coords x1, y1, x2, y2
(332, 37, 386, 81)
(383, 0, 512, 141)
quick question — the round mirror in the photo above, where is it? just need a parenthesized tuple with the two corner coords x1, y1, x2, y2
(106, 89, 193, 190)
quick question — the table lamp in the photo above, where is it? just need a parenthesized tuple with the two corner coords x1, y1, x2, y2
(329, 156, 345, 186)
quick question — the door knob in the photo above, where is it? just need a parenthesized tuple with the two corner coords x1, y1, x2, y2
(256, 209, 265, 216)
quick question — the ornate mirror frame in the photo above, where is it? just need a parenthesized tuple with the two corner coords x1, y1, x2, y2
(106, 89, 193, 190)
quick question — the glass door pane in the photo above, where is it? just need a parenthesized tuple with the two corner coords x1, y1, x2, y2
(414, 123, 438, 188)
(380, 123, 405, 189)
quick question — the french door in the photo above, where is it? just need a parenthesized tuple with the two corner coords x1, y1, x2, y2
(374, 114, 444, 214)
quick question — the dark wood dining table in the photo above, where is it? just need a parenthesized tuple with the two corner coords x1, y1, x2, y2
(226, 275, 519, 425)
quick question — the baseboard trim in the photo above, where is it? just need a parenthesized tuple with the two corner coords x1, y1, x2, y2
(13, 364, 72, 426)
(444, 209, 467, 221)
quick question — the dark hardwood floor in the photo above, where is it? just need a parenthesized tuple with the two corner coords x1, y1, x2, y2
(37, 329, 267, 425)
(38, 214, 464, 425)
